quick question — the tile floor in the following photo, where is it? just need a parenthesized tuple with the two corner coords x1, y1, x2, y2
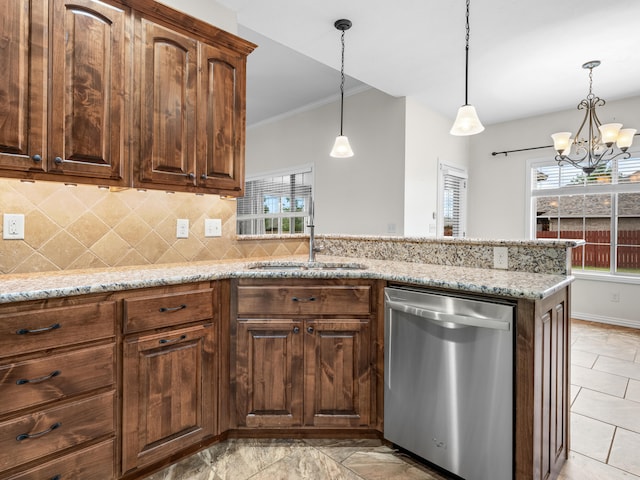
(146, 319, 640, 480)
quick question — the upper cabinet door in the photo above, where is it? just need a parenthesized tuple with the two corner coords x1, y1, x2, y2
(135, 18, 197, 189)
(0, 0, 48, 174)
(49, 0, 128, 183)
(197, 43, 246, 195)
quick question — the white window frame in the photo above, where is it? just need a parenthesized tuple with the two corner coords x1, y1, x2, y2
(526, 150, 640, 283)
(437, 161, 468, 237)
(237, 164, 314, 236)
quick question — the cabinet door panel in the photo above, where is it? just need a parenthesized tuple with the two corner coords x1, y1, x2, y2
(122, 323, 214, 474)
(304, 320, 370, 427)
(236, 320, 303, 428)
(198, 43, 245, 193)
(49, 0, 127, 181)
(0, 0, 47, 173)
(136, 19, 197, 188)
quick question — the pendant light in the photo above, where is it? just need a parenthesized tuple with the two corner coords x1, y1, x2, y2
(330, 19, 354, 158)
(450, 0, 484, 136)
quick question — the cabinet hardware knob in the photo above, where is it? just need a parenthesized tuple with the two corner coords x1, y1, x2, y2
(187, 172, 195, 180)
(201, 174, 207, 180)
(16, 422, 61, 441)
(49, 475, 62, 480)
(32, 154, 42, 162)
(159, 304, 187, 313)
(293, 326, 300, 334)
(159, 334, 187, 345)
(54, 156, 63, 164)
(16, 323, 61, 335)
(307, 326, 315, 334)
(292, 296, 316, 303)
(16, 370, 61, 385)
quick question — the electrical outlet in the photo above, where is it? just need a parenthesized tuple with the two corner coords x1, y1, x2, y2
(204, 219, 222, 237)
(610, 292, 620, 303)
(176, 219, 189, 238)
(3, 213, 25, 240)
(493, 246, 509, 269)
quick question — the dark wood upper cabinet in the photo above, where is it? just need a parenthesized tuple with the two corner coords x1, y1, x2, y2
(0, 0, 48, 173)
(49, 0, 129, 182)
(197, 43, 246, 194)
(133, 18, 197, 188)
(0, 0, 255, 194)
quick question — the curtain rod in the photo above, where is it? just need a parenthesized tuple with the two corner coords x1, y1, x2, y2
(491, 132, 640, 157)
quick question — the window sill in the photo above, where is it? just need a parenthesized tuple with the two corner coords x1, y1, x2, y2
(572, 270, 640, 285)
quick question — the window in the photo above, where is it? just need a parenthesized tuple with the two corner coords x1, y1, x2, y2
(438, 162, 467, 237)
(529, 154, 640, 276)
(237, 165, 313, 236)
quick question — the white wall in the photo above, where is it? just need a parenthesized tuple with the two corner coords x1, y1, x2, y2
(404, 97, 470, 236)
(467, 95, 640, 328)
(245, 88, 406, 235)
(157, 0, 237, 33)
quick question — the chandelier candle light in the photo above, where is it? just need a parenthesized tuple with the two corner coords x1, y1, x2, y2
(330, 19, 354, 158)
(450, 0, 484, 136)
(551, 60, 636, 174)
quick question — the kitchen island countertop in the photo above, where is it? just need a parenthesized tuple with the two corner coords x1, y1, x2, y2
(0, 254, 573, 304)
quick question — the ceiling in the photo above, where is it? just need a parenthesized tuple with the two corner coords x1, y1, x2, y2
(219, 0, 640, 129)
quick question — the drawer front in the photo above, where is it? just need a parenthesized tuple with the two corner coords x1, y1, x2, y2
(0, 391, 115, 471)
(7, 438, 114, 480)
(0, 302, 116, 359)
(0, 344, 115, 416)
(237, 285, 371, 316)
(124, 288, 214, 333)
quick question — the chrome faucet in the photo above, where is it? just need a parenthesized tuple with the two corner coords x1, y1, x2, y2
(308, 200, 322, 262)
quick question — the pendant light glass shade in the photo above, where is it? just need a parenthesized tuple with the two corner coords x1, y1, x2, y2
(330, 135, 354, 158)
(450, 105, 485, 136)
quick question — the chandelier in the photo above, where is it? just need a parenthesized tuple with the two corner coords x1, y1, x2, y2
(551, 60, 636, 175)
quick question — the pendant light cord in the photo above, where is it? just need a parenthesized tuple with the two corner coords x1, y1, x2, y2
(464, 0, 470, 106)
(339, 29, 346, 135)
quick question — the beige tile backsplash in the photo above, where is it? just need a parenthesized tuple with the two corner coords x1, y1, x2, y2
(0, 179, 306, 274)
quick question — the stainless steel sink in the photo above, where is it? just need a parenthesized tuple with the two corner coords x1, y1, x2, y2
(246, 261, 367, 271)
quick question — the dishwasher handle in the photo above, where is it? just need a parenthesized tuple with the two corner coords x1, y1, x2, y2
(385, 299, 510, 331)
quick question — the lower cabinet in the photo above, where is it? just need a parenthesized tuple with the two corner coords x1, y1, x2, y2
(120, 285, 217, 475)
(122, 323, 215, 472)
(515, 287, 570, 480)
(233, 279, 375, 430)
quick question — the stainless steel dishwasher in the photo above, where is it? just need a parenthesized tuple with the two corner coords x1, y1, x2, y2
(384, 286, 515, 480)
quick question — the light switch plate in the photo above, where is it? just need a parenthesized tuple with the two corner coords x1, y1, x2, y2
(176, 219, 189, 238)
(3, 213, 25, 240)
(205, 218, 222, 237)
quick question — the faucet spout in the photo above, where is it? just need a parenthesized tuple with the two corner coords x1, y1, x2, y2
(308, 200, 321, 262)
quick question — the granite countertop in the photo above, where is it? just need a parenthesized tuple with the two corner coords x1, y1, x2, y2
(0, 255, 573, 304)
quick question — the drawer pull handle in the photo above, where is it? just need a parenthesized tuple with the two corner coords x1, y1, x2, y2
(50, 475, 61, 480)
(16, 323, 61, 335)
(293, 326, 300, 334)
(292, 296, 316, 303)
(16, 422, 61, 441)
(16, 370, 61, 385)
(159, 304, 187, 313)
(159, 334, 187, 345)
(307, 326, 315, 334)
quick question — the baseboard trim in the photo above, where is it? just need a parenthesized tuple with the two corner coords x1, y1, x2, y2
(572, 311, 640, 330)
